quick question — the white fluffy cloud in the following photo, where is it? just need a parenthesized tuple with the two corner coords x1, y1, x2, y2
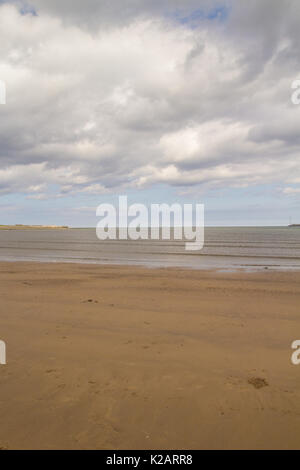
(0, 0, 300, 199)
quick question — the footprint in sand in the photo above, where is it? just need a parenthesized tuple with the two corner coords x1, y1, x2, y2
(248, 377, 269, 389)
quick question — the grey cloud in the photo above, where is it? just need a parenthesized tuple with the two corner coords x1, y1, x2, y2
(31, 0, 228, 29)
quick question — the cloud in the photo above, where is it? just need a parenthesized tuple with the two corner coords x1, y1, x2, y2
(0, 1, 300, 201)
(31, 0, 229, 29)
(282, 187, 300, 195)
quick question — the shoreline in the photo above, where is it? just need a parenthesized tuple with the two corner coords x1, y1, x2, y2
(0, 257, 300, 274)
(0, 261, 300, 449)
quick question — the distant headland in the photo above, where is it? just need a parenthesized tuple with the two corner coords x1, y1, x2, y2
(0, 225, 69, 230)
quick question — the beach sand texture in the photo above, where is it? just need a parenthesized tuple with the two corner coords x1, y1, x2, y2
(0, 262, 300, 449)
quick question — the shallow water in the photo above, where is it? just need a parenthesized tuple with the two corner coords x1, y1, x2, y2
(0, 226, 300, 271)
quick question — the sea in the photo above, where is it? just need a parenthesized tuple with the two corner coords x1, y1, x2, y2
(0, 226, 300, 271)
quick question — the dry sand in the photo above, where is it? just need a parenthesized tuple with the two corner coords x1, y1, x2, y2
(0, 261, 300, 449)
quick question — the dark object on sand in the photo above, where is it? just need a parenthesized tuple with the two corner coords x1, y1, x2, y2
(248, 377, 269, 389)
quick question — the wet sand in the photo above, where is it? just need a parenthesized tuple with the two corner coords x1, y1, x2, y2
(0, 261, 300, 449)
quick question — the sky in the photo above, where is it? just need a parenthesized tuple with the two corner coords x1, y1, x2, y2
(0, 0, 300, 226)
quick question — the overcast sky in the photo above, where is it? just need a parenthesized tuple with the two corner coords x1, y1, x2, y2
(0, 0, 300, 226)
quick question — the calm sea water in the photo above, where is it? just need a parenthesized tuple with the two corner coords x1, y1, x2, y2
(0, 227, 300, 271)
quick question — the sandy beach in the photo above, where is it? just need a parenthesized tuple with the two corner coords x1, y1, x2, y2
(0, 261, 300, 449)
